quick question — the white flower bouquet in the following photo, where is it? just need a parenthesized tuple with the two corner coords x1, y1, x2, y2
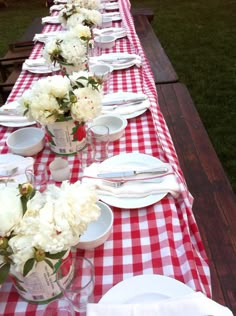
(59, 5, 102, 29)
(0, 181, 100, 283)
(43, 31, 88, 69)
(19, 71, 102, 125)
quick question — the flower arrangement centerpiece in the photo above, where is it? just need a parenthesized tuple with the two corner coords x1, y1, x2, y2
(19, 71, 102, 155)
(0, 181, 100, 303)
(43, 30, 90, 75)
(59, 5, 102, 30)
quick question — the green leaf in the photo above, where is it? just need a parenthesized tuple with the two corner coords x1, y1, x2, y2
(44, 258, 54, 270)
(23, 258, 35, 277)
(14, 282, 27, 292)
(53, 259, 62, 274)
(45, 250, 67, 260)
(0, 263, 10, 284)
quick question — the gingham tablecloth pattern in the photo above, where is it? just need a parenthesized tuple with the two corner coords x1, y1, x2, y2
(0, 1, 211, 315)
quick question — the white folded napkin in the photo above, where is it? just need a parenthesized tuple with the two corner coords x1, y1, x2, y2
(102, 12, 121, 20)
(42, 16, 60, 24)
(24, 57, 48, 67)
(23, 58, 60, 73)
(50, 4, 65, 11)
(0, 101, 33, 125)
(0, 157, 34, 187)
(93, 27, 127, 39)
(87, 292, 233, 316)
(0, 115, 29, 123)
(89, 54, 142, 69)
(102, 103, 150, 115)
(82, 163, 180, 198)
(33, 31, 64, 42)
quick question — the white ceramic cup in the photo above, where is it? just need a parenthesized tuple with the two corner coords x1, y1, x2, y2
(49, 158, 70, 182)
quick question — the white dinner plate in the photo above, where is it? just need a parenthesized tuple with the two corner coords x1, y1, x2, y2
(99, 274, 194, 304)
(98, 153, 167, 209)
(0, 101, 35, 128)
(102, 92, 149, 119)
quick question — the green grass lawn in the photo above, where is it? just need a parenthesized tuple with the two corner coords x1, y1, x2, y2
(0, 0, 235, 192)
(131, 0, 236, 192)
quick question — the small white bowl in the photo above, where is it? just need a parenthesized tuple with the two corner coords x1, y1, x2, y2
(102, 16, 113, 28)
(94, 35, 116, 49)
(77, 201, 114, 250)
(92, 114, 127, 141)
(90, 63, 113, 81)
(6, 127, 45, 156)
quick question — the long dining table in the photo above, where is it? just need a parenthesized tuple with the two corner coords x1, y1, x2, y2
(0, 0, 212, 315)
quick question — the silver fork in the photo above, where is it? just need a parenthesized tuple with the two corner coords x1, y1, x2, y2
(102, 178, 163, 188)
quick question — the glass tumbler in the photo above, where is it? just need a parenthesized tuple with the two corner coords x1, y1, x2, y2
(86, 125, 110, 163)
(56, 255, 94, 314)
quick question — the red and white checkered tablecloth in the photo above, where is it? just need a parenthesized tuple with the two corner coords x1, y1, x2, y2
(0, 0, 211, 315)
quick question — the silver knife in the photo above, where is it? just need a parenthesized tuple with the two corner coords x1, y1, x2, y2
(102, 96, 147, 106)
(97, 167, 169, 179)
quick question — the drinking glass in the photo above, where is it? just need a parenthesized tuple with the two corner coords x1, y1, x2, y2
(56, 255, 95, 314)
(25, 163, 48, 192)
(43, 298, 75, 316)
(87, 125, 110, 163)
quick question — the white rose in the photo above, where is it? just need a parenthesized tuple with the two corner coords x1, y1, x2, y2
(0, 187, 23, 237)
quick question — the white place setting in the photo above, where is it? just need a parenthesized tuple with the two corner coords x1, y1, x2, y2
(0, 101, 35, 127)
(82, 152, 180, 209)
(89, 53, 142, 70)
(101, 91, 150, 119)
(22, 57, 60, 74)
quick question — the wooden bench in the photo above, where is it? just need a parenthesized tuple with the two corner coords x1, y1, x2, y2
(134, 13, 236, 314)
(133, 14, 178, 84)
(17, 17, 43, 45)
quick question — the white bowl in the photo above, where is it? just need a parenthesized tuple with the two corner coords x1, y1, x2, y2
(90, 63, 113, 81)
(94, 35, 116, 49)
(77, 201, 114, 250)
(6, 127, 45, 156)
(92, 114, 127, 141)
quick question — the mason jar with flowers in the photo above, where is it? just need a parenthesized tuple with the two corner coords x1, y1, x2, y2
(0, 181, 100, 303)
(19, 71, 102, 155)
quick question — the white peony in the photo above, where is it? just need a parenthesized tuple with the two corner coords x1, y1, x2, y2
(71, 87, 102, 122)
(0, 187, 23, 237)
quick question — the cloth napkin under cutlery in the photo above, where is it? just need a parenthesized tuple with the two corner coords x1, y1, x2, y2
(102, 12, 121, 21)
(89, 53, 142, 70)
(82, 163, 180, 198)
(23, 58, 60, 73)
(49, 4, 65, 12)
(0, 157, 34, 187)
(87, 292, 233, 316)
(93, 27, 127, 39)
(101, 92, 150, 116)
(42, 16, 60, 24)
(33, 31, 65, 43)
(0, 101, 34, 125)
